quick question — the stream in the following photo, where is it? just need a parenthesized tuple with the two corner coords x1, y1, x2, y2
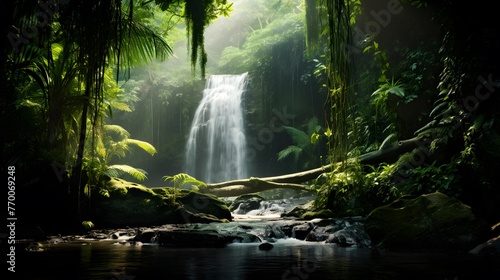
(15, 239, 499, 280)
(13, 198, 500, 279)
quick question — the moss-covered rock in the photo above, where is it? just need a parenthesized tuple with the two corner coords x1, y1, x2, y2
(91, 177, 232, 228)
(177, 191, 232, 221)
(301, 209, 335, 220)
(282, 200, 314, 218)
(365, 192, 489, 251)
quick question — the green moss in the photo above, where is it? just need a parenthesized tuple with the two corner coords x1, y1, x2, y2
(301, 209, 335, 220)
(91, 177, 232, 228)
(177, 191, 232, 221)
(365, 192, 489, 250)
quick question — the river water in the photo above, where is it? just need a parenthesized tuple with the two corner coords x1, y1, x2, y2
(14, 237, 500, 280)
(12, 198, 500, 279)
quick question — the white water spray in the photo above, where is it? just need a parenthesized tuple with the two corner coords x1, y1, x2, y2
(185, 73, 248, 183)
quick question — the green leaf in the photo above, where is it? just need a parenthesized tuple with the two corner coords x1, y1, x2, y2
(106, 164, 148, 181)
(123, 139, 157, 156)
(104, 124, 131, 139)
(277, 145, 302, 161)
(82, 221, 95, 230)
(162, 173, 205, 190)
(283, 126, 310, 147)
(363, 46, 372, 53)
(388, 85, 405, 98)
(324, 127, 333, 137)
(310, 132, 320, 144)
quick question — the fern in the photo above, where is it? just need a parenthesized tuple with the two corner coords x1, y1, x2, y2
(106, 164, 149, 181)
(277, 145, 303, 161)
(283, 126, 310, 147)
(162, 173, 206, 207)
(82, 221, 95, 230)
(278, 117, 324, 170)
(162, 173, 206, 191)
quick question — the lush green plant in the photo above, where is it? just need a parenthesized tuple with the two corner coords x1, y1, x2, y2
(162, 173, 206, 207)
(363, 39, 390, 84)
(371, 77, 419, 141)
(98, 124, 157, 181)
(81, 221, 95, 230)
(313, 160, 400, 215)
(397, 159, 460, 197)
(397, 42, 440, 96)
(371, 78, 406, 115)
(277, 117, 324, 170)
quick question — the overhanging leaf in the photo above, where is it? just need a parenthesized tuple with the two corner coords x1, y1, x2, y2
(107, 164, 148, 181)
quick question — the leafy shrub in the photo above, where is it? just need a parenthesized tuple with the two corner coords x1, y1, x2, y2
(312, 160, 400, 216)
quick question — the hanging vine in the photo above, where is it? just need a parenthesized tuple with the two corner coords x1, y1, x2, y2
(324, 0, 352, 165)
(155, 0, 233, 77)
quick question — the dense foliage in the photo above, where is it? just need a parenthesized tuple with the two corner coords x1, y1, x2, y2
(1, 0, 232, 231)
(2, 0, 500, 232)
(308, 0, 500, 223)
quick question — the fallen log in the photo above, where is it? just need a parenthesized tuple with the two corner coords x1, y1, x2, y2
(206, 165, 332, 189)
(204, 179, 312, 197)
(202, 136, 426, 197)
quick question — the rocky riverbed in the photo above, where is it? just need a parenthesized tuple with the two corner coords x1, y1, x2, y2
(18, 190, 500, 258)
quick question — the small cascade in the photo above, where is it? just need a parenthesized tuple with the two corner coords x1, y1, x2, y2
(231, 195, 316, 221)
(185, 73, 248, 183)
(233, 200, 288, 218)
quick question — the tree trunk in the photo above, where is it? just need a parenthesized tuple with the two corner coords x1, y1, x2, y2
(204, 179, 311, 197)
(203, 136, 425, 197)
(71, 86, 91, 227)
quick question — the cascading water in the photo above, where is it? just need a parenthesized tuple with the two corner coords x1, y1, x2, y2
(185, 73, 248, 183)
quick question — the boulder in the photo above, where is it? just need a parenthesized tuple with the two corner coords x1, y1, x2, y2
(469, 235, 500, 256)
(365, 192, 489, 251)
(177, 191, 232, 221)
(134, 229, 260, 247)
(291, 222, 314, 240)
(305, 224, 335, 242)
(259, 242, 274, 250)
(282, 200, 314, 218)
(304, 217, 366, 245)
(263, 225, 287, 242)
(229, 194, 265, 213)
(134, 229, 158, 243)
(325, 223, 372, 248)
(469, 222, 500, 256)
(91, 177, 232, 228)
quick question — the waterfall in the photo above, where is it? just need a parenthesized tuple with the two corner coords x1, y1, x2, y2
(185, 73, 248, 183)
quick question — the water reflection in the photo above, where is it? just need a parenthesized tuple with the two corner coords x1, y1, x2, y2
(16, 240, 500, 280)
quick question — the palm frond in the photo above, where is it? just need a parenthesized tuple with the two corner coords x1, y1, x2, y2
(106, 164, 148, 181)
(104, 124, 131, 139)
(113, 20, 173, 67)
(110, 101, 133, 112)
(124, 139, 157, 156)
